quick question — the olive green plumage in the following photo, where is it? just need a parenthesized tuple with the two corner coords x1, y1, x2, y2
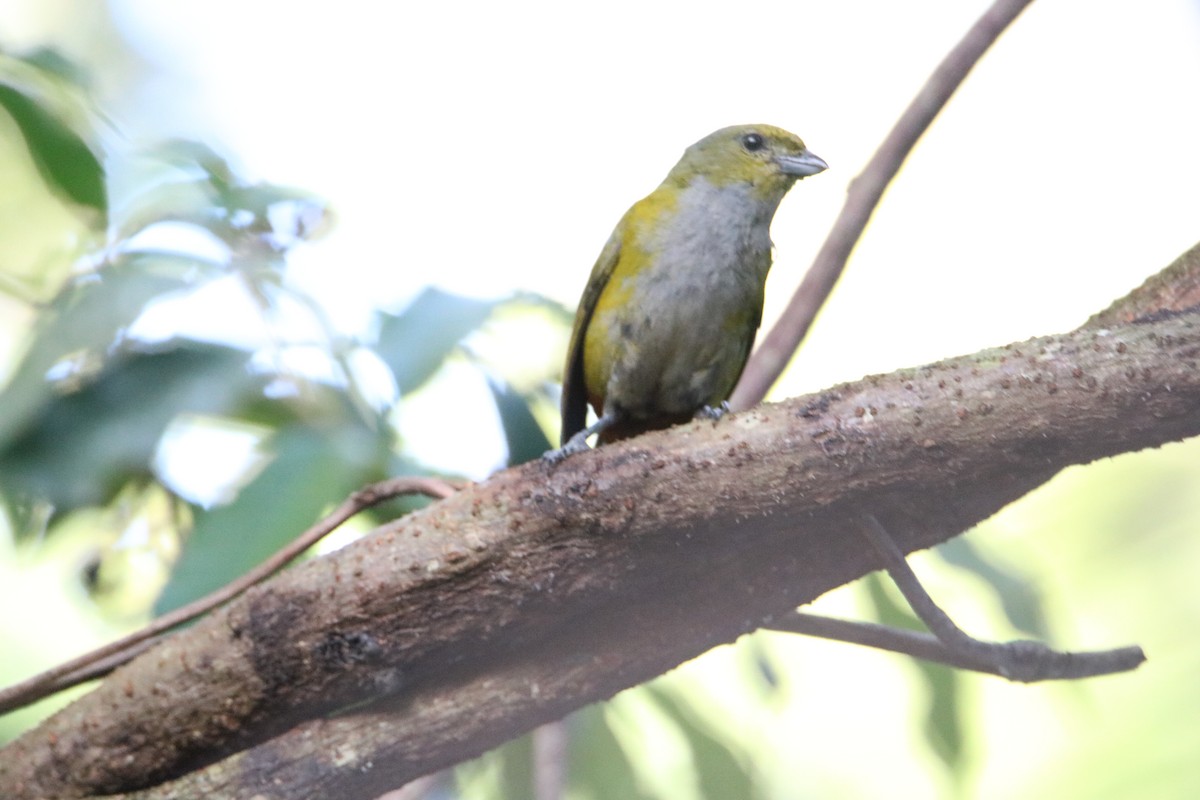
(552, 124, 827, 460)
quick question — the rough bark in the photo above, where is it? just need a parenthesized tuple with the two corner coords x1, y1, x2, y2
(2, 244, 1198, 799)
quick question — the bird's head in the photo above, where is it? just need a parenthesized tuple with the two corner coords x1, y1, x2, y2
(668, 124, 827, 200)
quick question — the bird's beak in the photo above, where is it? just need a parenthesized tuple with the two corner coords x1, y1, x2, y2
(777, 150, 828, 178)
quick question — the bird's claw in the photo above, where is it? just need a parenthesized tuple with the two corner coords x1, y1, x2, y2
(694, 401, 731, 422)
(542, 433, 592, 465)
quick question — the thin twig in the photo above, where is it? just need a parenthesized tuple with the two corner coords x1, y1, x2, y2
(765, 612, 1146, 680)
(731, 0, 1037, 409)
(859, 515, 979, 650)
(849, 514, 1145, 681)
(0, 476, 459, 715)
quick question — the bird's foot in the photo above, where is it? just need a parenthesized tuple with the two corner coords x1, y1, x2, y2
(544, 412, 622, 465)
(542, 432, 592, 465)
(694, 401, 731, 422)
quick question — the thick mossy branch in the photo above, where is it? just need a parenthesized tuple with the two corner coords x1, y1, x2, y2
(3, 244, 1200, 799)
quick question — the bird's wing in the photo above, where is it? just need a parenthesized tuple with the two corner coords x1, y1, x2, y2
(560, 217, 625, 444)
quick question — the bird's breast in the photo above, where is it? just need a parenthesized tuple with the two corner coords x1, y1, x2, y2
(588, 178, 777, 417)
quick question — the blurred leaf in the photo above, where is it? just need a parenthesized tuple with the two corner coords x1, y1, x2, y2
(151, 138, 237, 192)
(487, 378, 550, 465)
(1, 495, 52, 548)
(155, 419, 382, 614)
(0, 342, 261, 518)
(51, 253, 211, 333)
(376, 288, 499, 395)
(115, 140, 329, 256)
(569, 706, 654, 800)
(19, 48, 91, 88)
(0, 254, 220, 449)
(864, 574, 965, 777)
(644, 686, 754, 800)
(511, 288, 575, 321)
(936, 536, 1048, 639)
(455, 730, 535, 800)
(0, 82, 105, 216)
(224, 183, 326, 224)
(920, 661, 963, 782)
(112, 177, 224, 245)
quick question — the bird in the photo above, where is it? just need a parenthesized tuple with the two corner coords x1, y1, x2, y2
(547, 124, 827, 462)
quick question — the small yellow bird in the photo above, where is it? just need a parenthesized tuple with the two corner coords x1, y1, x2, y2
(549, 124, 827, 461)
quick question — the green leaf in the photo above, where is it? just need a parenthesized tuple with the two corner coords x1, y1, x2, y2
(19, 48, 91, 88)
(487, 378, 551, 465)
(0, 82, 105, 216)
(0, 254, 220, 452)
(864, 574, 965, 777)
(920, 661, 963, 781)
(376, 288, 499, 395)
(0, 343, 261, 517)
(150, 138, 237, 191)
(113, 139, 328, 256)
(111, 177, 223, 245)
(568, 706, 654, 800)
(154, 420, 381, 614)
(936, 537, 1048, 639)
(644, 686, 755, 800)
(455, 730, 535, 800)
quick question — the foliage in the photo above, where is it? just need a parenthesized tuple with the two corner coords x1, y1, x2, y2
(0, 49, 555, 637)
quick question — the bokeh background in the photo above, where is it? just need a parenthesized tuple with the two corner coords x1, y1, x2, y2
(2, 1, 1199, 797)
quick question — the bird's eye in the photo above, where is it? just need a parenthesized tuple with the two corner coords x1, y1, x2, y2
(741, 133, 765, 152)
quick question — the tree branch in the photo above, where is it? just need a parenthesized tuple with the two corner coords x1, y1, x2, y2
(767, 612, 1145, 680)
(0, 477, 458, 715)
(3, 241, 1199, 799)
(851, 513, 1144, 681)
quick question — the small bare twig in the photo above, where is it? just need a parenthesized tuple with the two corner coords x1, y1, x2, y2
(731, 0, 1037, 409)
(766, 612, 1146, 680)
(839, 514, 1144, 681)
(767, 514, 1146, 680)
(0, 476, 458, 715)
